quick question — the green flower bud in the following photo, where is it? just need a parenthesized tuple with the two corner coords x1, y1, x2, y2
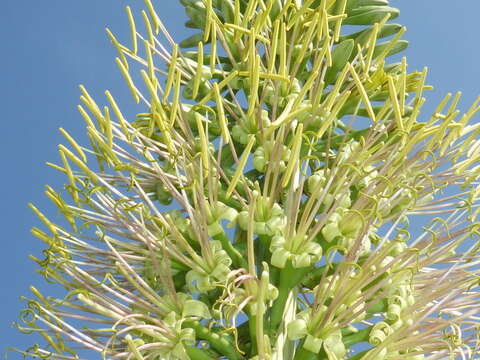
(253, 142, 290, 173)
(369, 321, 392, 345)
(231, 124, 250, 144)
(263, 84, 276, 106)
(304, 334, 323, 354)
(265, 216, 286, 235)
(207, 222, 223, 237)
(206, 202, 238, 237)
(291, 78, 301, 95)
(237, 211, 249, 231)
(271, 247, 290, 268)
(338, 236, 354, 252)
(304, 114, 326, 132)
(125, 334, 145, 348)
(295, 100, 313, 123)
(287, 319, 308, 340)
(315, 275, 339, 297)
(338, 193, 352, 209)
(307, 170, 326, 193)
(304, 242, 323, 260)
(253, 146, 267, 172)
(267, 283, 279, 302)
(292, 253, 312, 268)
(338, 211, 364, 238)
(186, 270, 214, 293)
(185, 241, 232, 293)
(211, 262, 230, 280)
(323, 330, 346, 360)
(182, 299, 211, 319)
(237, 199, 286, 236)
(407, 294, 415, 306)
(322, 222, 342, 243)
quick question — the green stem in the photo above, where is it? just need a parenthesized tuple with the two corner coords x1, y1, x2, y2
(293, 343, 318, 360)
(184, 321, 243, 360)
(343, 326, 372, 347)
(269, 263, 311, 334)
(269, 280, 291, 334)
(214, 231, 248, 269)
(269, 266, 280, 287)
(185, 346, 215, 360)
(217, 189, 243, 211)
(256, 235, 271, 271)
(248, 315, 257, 357)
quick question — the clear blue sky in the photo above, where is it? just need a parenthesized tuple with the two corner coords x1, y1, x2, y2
(1, 0, 479, 357)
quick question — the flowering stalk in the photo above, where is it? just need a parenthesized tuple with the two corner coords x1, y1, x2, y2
(11, 0, 480, 359)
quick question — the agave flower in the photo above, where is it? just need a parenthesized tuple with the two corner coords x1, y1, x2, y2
(11, 0, 480, 359)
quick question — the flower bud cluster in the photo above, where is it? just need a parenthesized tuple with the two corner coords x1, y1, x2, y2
(363, 261, 422, 359)
(16, 0, 480, 359)
(253, 141, 291, 173)
(287, 306, 347, 358)
(232, 110, 271, 145)
(206, 201, 238, 237)
(263, 78, 301, 108)
(270, 234, 323, 269)
(311, 169, 372, 255)
(186, 240, 232, 293)
(237, 194, 286, 236)
(155, 310, 197, 360)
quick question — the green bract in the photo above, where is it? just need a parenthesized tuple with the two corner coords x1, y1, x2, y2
(11, 0, 480, 359)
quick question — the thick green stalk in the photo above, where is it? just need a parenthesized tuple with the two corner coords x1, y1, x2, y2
(185, 345, 216, 360)
(293, 342, 319, 360)
(183, 321, 243, 360)
(214, 231, 248, 269)
(269, 263, 311, 333)
(248, 314, 258, 356)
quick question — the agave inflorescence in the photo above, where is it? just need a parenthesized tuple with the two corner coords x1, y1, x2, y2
(13, 0, 480, 359)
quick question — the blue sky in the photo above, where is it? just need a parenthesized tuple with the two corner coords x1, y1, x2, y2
(1, 0, 479, 357)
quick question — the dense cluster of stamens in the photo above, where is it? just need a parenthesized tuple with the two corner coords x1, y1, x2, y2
(12, 0, 480, 359)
